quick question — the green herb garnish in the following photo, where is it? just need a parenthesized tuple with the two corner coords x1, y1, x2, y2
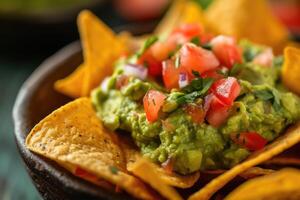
(176, 76, 214, 104)
(190, 37, 200, 46)
(109, 166, 119, 175)
(254, 88, 281, 111)
(136, 36, 158, 58)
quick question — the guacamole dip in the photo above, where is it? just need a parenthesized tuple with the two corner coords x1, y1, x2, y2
(92, 25, 300, 175)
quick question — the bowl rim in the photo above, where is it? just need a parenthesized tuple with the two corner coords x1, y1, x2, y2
(12, 41, 131, 200)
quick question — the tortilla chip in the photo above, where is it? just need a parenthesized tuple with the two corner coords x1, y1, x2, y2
(26, 98, 158, 200)
(204, 0, 289, 50)
(282, 47, 300, 95)
(264, 157, 300, 166)
(225, 168, 300, 200)
(54, 10, 127, 98)
(117, 31, 150, 53)
(122, 141, 200, 189)
(154, 0, 186, 37)
(58, 161, 114, 191)
(188, 123, 300, 200)
(179, 1, 205, 26)
(238, 167, 275, 179)
(128, 157, 183, 200)
(78, 10, 127, 96)
(154, 0, 205, 38)
(204, 167, 275, 179)
(54, 64, 86, 98)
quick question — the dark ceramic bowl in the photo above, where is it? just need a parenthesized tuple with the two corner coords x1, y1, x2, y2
(13, 24, 155, 200)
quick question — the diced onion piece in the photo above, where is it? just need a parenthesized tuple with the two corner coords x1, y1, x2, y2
(178, 72, 189, 88)
(100, 77, 110, 93)
(123, 64, 148, 80)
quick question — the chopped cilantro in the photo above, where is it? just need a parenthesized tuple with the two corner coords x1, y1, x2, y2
(201, 43, 212, 50)
(109, 166, 119, 175)
(190, 37, 200, 46)
(168, 44, 182, 58)
(136, 36, 158, 58)
(254, 88, 281, 111)
(176, 77, 214, 104)
(229, 63, 243, 76)
(192, 70, 200, 77)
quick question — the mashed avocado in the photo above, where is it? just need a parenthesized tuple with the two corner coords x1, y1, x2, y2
(92, 41, 300, 175)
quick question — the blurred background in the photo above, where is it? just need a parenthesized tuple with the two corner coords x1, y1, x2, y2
(0, 0, 299, 199)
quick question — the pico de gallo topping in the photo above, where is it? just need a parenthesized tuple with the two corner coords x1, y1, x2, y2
(93, 23, 300, 174)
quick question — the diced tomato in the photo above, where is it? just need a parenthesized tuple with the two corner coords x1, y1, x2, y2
(231, 132, 267, 151)
(205, 95, 231, 127)
(161, 157, 174, 174)
(75, 167, 98, 181)
(253, 48, 274, 67)
(172, 23, 204, 39)
(210, 35, 242, 69)
(201, 67, 226, 80)
(171, 23, 213, 45)
(143, 90, 166, 122)
(210, 77, 241, 105)
(184, 103, 206, 124)
(180, 43, 220, 75)
(138, 50, 162, 77)
(151, 41, 176, 61)
(162, 60, 181, 90)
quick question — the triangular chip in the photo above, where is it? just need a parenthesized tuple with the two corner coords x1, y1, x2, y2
(54, 64, 86, 98)
(188, 123, 300, 200)
(78, 10, 127, 96)
(154, 0, 205, 38)
(54, 10, 127, 98)
(26, 98, 158, 200)
(205, 0, 289, 50)
(225, 168, 300, 200)
(128, 157, 183, 200)
(179, 1, 206, 26)
(121, 140, 200, 189)
(281, 47, 300, 95)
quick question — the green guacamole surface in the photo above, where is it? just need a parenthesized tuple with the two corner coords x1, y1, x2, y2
(92, 41, 300, 175)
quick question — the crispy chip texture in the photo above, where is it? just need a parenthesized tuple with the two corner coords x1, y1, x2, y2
(205, 0, 289, 50)
(128, 158, 183, 200)
(188, 123, 300, 200)
(282, 47, 300, 95)
(54, 64, 86, 98)
(225, 168, 300, 200)
(26, 98, 158, 200)
(122, 141, 200, 189)
(78, 10, 127, 96)
(55, 10, 127, 98)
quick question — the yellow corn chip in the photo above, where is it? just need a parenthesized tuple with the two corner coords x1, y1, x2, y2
(179, 1, 205, 26)
(55, 10, 127, 98)
(78, 10, 127, 96)
(128, 157, 183, 200)
(238, 167, 275, 179)
(54, 64, 86, 98)
(188, 123, 300, 200)
(154, 0, 186, 37)
(154, 0, 205, 38)
(282, 47, 300, 95)
(26, 98, 158, 200)
(122, 141, 200, 189)
(225, 168, 300, 200)
(205, 0, 289, 50)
